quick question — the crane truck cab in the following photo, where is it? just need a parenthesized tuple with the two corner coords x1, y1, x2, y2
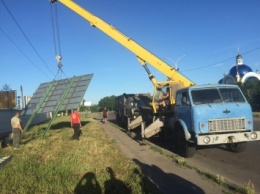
(151, 81, 186, 113)
(170, 84, 258, 157)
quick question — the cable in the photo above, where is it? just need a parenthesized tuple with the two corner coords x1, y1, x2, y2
(0, 27, 52, 79)
(1, 0, 55, 76)
(50, 3, 67, 81)
(50, 4, 58, 57)
(50, 3, 63, 65)
(50, 3, 70, 83)
(54, 68, 68, 81)
(54, 4, 62, 56)
(182, 47, 260, 72)
(50, 2, 62, 58)
(50, 2, 68, 81)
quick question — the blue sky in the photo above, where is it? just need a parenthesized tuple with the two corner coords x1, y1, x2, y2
(1, 0, 260, 105)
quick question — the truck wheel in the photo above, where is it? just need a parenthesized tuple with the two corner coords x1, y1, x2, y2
(1, 140, 7, 148)
(116, 114, 122, 126)
(177, 130, 196, 158)
(161, 127, 171, 142)
(226, 142, 246, 153)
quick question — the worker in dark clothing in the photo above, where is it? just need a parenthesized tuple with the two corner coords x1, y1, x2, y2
(102, 108, 108, 123)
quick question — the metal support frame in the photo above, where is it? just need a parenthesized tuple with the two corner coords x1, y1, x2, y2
(23, 80, 56, 132)
(44, 76, 76, 136)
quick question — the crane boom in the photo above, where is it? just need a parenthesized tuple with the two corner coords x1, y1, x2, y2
(50, 1, 260, 158)
(51, 0, 195, 88)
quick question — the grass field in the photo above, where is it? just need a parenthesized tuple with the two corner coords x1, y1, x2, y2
(0, 114, 161, 194)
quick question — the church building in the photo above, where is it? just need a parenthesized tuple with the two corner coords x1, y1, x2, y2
(219, 54, 260, 84)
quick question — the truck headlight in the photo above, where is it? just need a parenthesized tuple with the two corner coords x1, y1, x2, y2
(250, 132, 257, 140)
(203, 136, 210, 144)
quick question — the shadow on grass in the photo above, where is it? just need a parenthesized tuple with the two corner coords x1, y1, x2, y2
(74, 167, 132, 194)
(74, 172, 102, 194)
(104, 167, 132, 194)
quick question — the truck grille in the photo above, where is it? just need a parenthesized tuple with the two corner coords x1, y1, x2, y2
(208, 118, 246, 133)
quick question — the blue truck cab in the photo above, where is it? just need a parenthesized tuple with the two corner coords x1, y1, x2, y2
(173, 84, 260, 157)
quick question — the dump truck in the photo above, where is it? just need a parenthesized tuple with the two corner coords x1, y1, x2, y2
(115, 93, 152, 128)
(51, 0, 260, 157)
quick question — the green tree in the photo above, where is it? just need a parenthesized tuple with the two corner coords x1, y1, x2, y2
(79, 105, 87, 112)
(237, 82, 248, 99)
(98, 95, 115, 111)
(242, 80, 260, 111)
(90, 104, 99, 112)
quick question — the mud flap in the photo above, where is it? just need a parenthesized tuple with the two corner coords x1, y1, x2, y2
(128, 116, 143, 130)
(142, 118, 163, 138)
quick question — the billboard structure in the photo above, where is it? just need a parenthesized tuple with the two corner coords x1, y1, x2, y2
(22, 74, 93, 133)
(23, 74, 93, 115)
(0, 91, 16, 109)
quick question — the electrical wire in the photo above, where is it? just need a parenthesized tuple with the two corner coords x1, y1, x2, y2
(0, 27, 51, 79)
(2, 0, 258, 78)
(182, 47, 260, 72)
(0, 0, 55, 76)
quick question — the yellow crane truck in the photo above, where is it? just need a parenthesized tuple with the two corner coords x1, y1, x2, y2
(50, 0, 260, 157)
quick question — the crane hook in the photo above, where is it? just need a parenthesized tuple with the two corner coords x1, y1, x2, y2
(56, 55, 63, 69)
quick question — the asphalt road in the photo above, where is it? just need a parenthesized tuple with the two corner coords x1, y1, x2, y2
(106, 112, 260, 193)
(187, 118, 260, 193)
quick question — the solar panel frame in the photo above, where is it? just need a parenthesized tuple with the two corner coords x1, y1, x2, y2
(24, 74, 93, 115)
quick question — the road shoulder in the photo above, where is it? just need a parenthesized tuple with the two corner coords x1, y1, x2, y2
(98, 119, 234, 194)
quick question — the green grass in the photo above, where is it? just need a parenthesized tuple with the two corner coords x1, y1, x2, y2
(0, 115, 161, 194)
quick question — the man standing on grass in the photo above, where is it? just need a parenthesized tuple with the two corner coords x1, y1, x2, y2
(11, 112, 23, 149)
(70, 109, 82, 140)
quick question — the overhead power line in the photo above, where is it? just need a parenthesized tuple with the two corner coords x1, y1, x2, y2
(0, 27, 51, 79)
(182, 47, 260, 72)
(1, 0, 55, 76)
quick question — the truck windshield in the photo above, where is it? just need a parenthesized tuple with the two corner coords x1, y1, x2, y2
(219, 88, 245, 102)
(191, 89, 221, 105)
(191, 87, 245, 105)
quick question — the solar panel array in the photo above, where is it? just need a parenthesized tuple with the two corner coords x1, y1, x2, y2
(23, 74, 93, 115)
